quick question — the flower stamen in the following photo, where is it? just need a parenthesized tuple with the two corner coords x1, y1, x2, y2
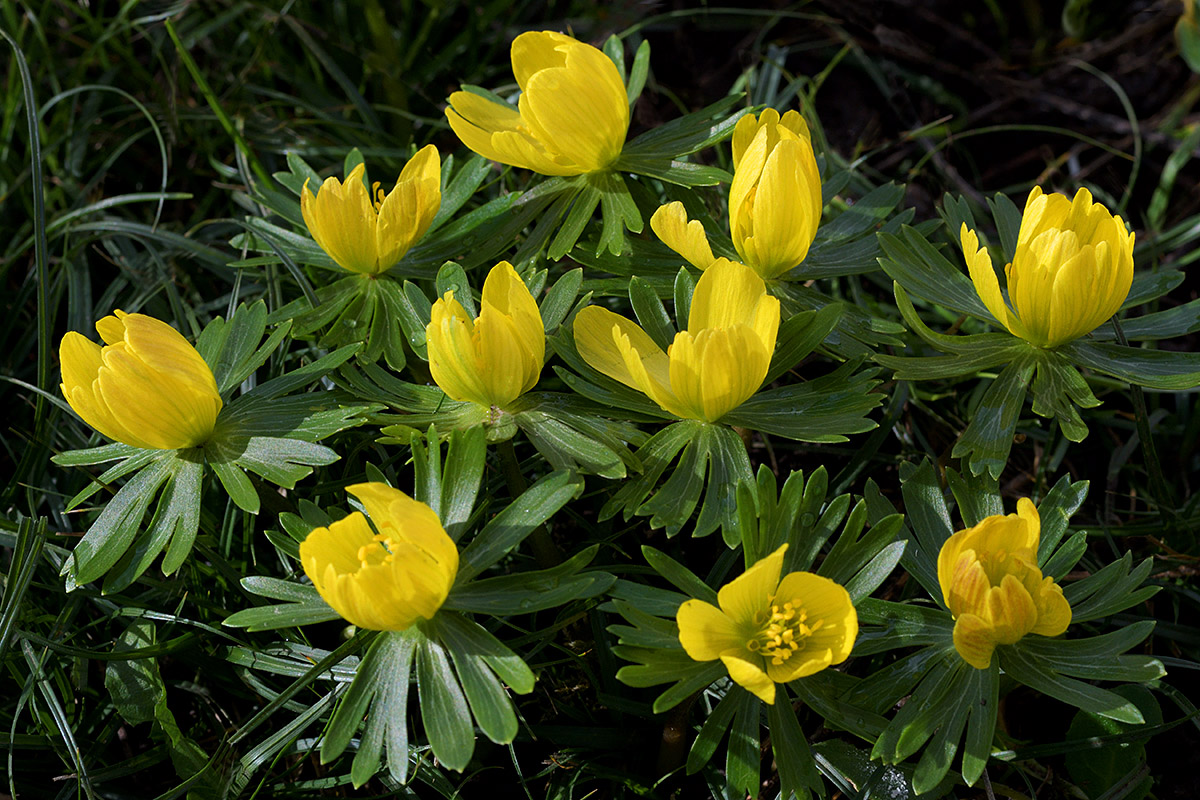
(753, 599, 824, 666)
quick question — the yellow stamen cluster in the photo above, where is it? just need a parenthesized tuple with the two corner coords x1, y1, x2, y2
(752, 600, 824, 666)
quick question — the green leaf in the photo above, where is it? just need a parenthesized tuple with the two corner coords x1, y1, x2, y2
(626, 39, 651, 105)
(897, 459, 954, 603)
(854, 601, 955, 656)
(455, 470, 581, 583)
(769, 687, 823, 798)
(416, 634, 475, 771)
(539, 268, 583, 334)
(353, 631, 417, 786)
(629, 276, 675, 351)
(445, 545, 614, 615)
(1065, 553, 1159, 623)
(878, 226, 995, 321)
(686, 688, 740, 775)
(619, 95, 748, 161)
(433, 617, 519, 744)
(1035, 474, 1090, 563)
(432, 613, 535, 695)
(763, 304, 843, 384)
(945, 466, 1003, 527)
(439, 426, 486, 541)
(211, 458, 259, 514)
(1000, 647, 1145, 723)
(221, 601, 341, 631)
(1061, 339, 1200, 390)
(1063, 685, 1160, 800)
(1018, 622, 1163, 683)
(726, 687, 761, 797)
(435, 261, 476, 318)
(952, 350, 1037, 479)
(68, 455, 176, 585)
(961, 660, 1000, 787)
(642, 545, 718, 604)
(722, 361, 882, 443)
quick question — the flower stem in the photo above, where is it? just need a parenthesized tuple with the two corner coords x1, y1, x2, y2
(496, 438, 563, 569)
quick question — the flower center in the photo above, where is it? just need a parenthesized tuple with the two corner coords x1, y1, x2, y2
(371, 182, 387, 213)
(746, 599, 822, 666)
(357, 532, 395, 568)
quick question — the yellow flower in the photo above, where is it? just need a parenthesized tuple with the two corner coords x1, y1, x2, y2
(59, 311, 222, 450)
(299, 483, 458, 631)
(573, 259, 779, 423)
(651, 109, 821, 280)
(426, 261, 545, 408)
(676, 545, 857, 705)
(937, 498, 1072, 669)
(962, 186, 1135, 348)
(300, 146, 441, 275)
(445, 31, 629, 176)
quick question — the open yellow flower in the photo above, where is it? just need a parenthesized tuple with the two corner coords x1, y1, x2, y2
(938, 498, 1072, 669)
(59, 310, 222, 450)
(677, 545, 857, 705)
(300, 146, 441, 275)
(962, 186, 1134, 348)
(299, 483, 458, 631)
(573, 259, 779, 423)
(650, 109, 821, 280)
(427, 261, 545, 409)
(445, 31, 629, 176)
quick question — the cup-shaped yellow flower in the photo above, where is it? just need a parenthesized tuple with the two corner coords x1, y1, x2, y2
(676, 544, 857, 705)
(650, 108, 821, 280)
(59, 310, 222, 450)
(300, 146, 441, 275)
(573, 259, 779, 423)
(299, 483, 458, 631)
(445, 31, 629, 176)
(729, 109, 822, 279)
(937, 498, 1072, 669)
(426, 261, 545, 409)
(962, 186, 1135, 348)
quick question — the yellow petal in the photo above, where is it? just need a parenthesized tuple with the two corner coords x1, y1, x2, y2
(1030, 577, 1072, 637)
(669, 326, 770, 422)
(677, 599, 743, 661)
(482, 261, 545, 381)
(717, 544, 787, 627)
(733, 137, 821, 278)
(301, 163, 380, 274)
(573, 306, 669, 393)
(300, 487, 458, 631)
(687, 258, 771, 334)
(427, 292, 490, 405)
(985, 574, 1039, 644)
(376, 144, 442, 268)
(952, 613, 998, 670)
(772, 573, 859, 681)
(650, 202, 716, 270)
(60, 312, 221, 449)
(519, 40, 627, 171)
(721, 652, 776, 704)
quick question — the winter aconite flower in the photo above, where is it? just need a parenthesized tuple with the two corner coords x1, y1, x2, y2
(651, 109, 822, 280)
(573, 259, 779, 422)
(59, 310, 222, 450)
(301, 146, 441, 275)
(962, 186, 1134, 348)
(445, 31, 629, 176)
(427, 261, 545, 409)
(677, 545, 857, 704)
(938, 499, 1072, 669)
(300, 483, 458, 631)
